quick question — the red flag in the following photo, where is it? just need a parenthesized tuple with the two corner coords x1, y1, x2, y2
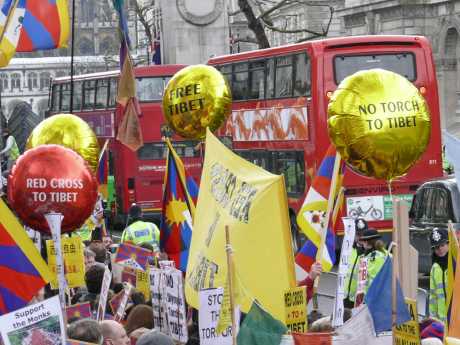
(292, 332, 332, 345)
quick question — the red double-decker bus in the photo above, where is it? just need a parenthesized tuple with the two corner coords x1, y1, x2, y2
(48, 65, 202, 227)
(208, 35, 443, 248)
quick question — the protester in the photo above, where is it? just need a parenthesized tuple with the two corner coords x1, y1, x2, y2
(297, 261, 323, 302)
(356, 228, 387, 293)
(136, 330, 174, 345)
(0, 128, 19, 171)
(121, 204, 160, 250)
(89, 241, 111, 265)
(343, 217, 368, 308)
(67, 318, 103, 343)
(309, 316, 333, 332)
(428, 228, 449, 322)
(84, 248, 96, 271)
(72, 263, 106, 309)
(125, 304, 154, 336)
(101, 320, 131, 345)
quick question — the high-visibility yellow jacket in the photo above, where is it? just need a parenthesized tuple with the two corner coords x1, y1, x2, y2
(429, 262, 447, 322)
(121, 220, 160, 250)
(344, 247, 359, 302)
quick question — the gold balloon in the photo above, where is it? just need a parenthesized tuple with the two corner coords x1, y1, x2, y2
(163, 65, 232, 140)
(26, 114, 100, 173)
(327, 69, 431, 180)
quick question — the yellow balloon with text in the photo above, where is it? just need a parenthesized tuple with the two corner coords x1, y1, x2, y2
(162, 64, 232, 140)
(26, 113, 100, 173)
(327, 68, 431, 181)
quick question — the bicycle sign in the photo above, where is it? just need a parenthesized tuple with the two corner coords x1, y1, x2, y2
(346, 196, 385, 221)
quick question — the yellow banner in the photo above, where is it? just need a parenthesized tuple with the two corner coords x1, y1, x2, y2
(393, 298, 420, 345)
(136, 267, 151, 301)
(284, 286, 307, 333)
(46, 236, 85, 289)
(185, 129, 296, 322)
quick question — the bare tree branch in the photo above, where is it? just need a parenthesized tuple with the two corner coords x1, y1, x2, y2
(238, 0, 271, 48)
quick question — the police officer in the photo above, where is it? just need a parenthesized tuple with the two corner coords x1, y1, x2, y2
(0, 128, 19, 170)
(343, 218, 368, 308)
(429, 227, 449, 322)
(121, 204, 160, 251)
(352, 228, 387, 297)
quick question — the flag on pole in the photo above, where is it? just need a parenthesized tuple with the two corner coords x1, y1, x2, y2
(0, 0, 26, 68)
(0, 199, 52, 314)
(114, 243, 151, 271)
(160, 139, 198, 272)
(448, 246, 460, 337)
(296, 145, 343, 273)
(152, 36, 161, 65)
(447, 226, 459, 332)
(364, 256, 411, 333)
(16, 0, 69, 51)
(112, 0, 143, 151)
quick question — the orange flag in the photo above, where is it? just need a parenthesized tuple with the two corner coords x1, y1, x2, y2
(117, 52, 136, 107)
(448, 248, 460, 337)
(116, 98, 143, 151)
(292, 332, 332, 345)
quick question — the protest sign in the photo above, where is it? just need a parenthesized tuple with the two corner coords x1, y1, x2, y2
(136, 267, 151, 301)
(121, 267, 137, 286)
(0, 295, 65, 345)
(150, 267, 168, 334)
(46, 236, 85, 290)
(66, 302, 91, 320)
(393, 299, 420, 345)
(114, 243, 151, 271)
(354, 257, 368, 307)
(332, 217, 356, 327)
(96, 266, 112, 321)
(164, 267, 188, 343)
(114, 284, 133, 322)
(109, 290, 124, 315)
(199, 288, 235, 345)
(186, 129, 296, 322)
(159, 260, 175, 269)
(334, 305, 378, 345)
(284, 286, 307, 333)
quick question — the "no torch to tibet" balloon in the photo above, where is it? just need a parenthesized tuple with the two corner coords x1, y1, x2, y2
(327, 68, 431, 181)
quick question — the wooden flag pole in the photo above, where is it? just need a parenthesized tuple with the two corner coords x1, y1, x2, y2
(313, 152, 342, 302)
(449, 220, 459, 249)
(225, 225, 237, 345)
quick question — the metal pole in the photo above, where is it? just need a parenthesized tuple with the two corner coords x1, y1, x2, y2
(69, 0, 76, 113)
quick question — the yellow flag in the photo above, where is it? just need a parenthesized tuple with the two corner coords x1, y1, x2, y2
(448, 248, 460, 337)
(185, 129, 296, 323)
(447, 227, 459, 333)
(0, 1, 26, 67)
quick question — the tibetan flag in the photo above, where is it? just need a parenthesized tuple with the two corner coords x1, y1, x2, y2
(16, 0, 70, 52)
(0, 0, 26, 67)
(364, 256, 411, 333)
(0, 199, 52, 314)
(97, 141, 109, 200)
(296, 145, 342, 273)
(160, 139, 198, 272)
(66, 302, 91, 320)
(114, 243, 151, 271)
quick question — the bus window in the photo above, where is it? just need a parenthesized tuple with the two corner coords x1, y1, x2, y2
(219, 64, 232, 86)
(294, 53, 311, 96)
(51, 84, 60, 111)
(334, 53, 416, 84)
(272, 151, 305, 195)
(137, 77, 165, 102)
(73, 81, 83, 111)
(266, 58, 275, 99)
(233, 63, 248, 101)
(61, 83, 71, 112)
(96, 79, 109, 109)
(249, 60, 265, 99)
(275, 56, 293, 98)
(108, 78, 118, 107)
(137, 141, 199, 160)
(83, 80, 96, 109)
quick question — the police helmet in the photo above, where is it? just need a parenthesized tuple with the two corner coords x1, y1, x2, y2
(355, 218, 368, 233)
(129, 204, 142, 219)
(430, 228, 448, 248)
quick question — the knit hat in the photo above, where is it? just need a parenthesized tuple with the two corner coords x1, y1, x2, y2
(136, 330, 174, 345)
(420, 321, 444, 341)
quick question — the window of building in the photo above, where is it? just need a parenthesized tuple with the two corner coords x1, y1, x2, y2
(0, 73, 8, 92)
(40, 72, 51, 90)
(28, 72, 38, 91)
(11, 73, 21, 90)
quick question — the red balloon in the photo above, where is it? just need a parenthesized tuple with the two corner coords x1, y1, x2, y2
(7, 145, 98, 234)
